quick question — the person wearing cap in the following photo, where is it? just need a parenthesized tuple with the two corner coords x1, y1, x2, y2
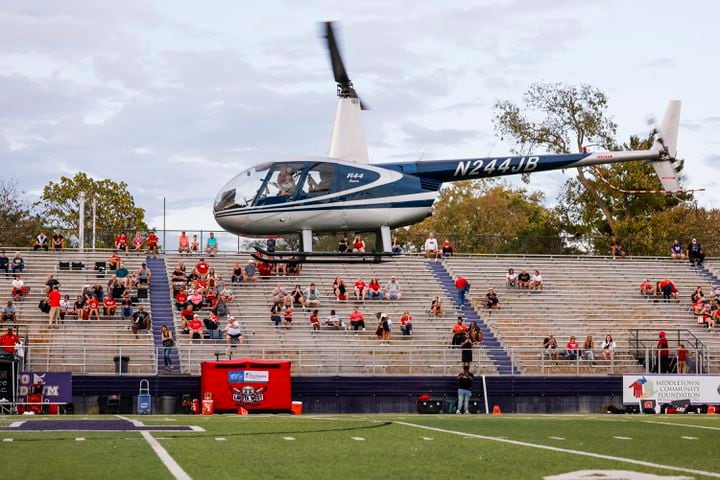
(384, 276, 402, 301)
(243, 260, 257, 282)
(187, 313, 203, 340)
(657, 331, 670, 373)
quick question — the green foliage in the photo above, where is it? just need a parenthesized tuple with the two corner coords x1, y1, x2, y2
(35, 172, 148, 248)
(395, 180, 564, 254)
(0, 180, 44, 248)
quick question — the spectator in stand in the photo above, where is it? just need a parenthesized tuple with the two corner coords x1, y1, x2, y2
(384, 276, 402, 301)
(203, 311, 220, 333)
(531, 270, 544, 291)
(290, 285, 304, 307)
(309, 309, 320, 336)
(220, 285, 235, 304)
(304, 283, 321, 308)
(468, 321, 483, 344)
(400, 310, 412, 336)
(541, 334, 558, 360)
(352, 235, 366, 253)
(670, 239, 685, 260)
(565, 336, 579, 360)
(692, 298, 706, 317)
(391, 236, 402, 254)
(283, 306, 294, 328)
(687, 238, 705, 266)
(189, 288, 204, 311)
(131, 307, 151, 338)
(333, 277, 348, 301)
(206, 232, 219, 256)
(225, 316, 243, 345)
(51, 230, 65, 250)
(161, 325, 175, 371)
(349, 306, 365, 332)
(601, 335, 615, 361)
(73, 295, 87, 320)
(482, 288, 499, 309)
(45, 274, 59, 294)
(270, 304, 282, 329)
(640, 279, 655, 296)
(657, 331, 670, 373)
(131, 232, 144, 252)
(58, 295, 70, 320)
(186, 313, 203, 339)
(272, 284, 290, 307)
(146, 230, 159, 257)
(691, 287, 705, 303)
(455, 275, 470, 305)
(243, 260, 258, 282)
(582, 335, 595, 361)
(506, 268, 517, 288)
(325, 309, 343, 329)
(136, 263, 151, 287)
(180, 305, 194, 333)
(34, 232, 49, 251)
(609, 236, 625, 259)
(659, 277, 678, 302)
(120, 293, 133, 321)
(452, 317, 468, 346)
(702, 303, 714, 330)
(11, 252, 24, 274)
(0, 251, 8, 274)
(367, 278, 383, 300)
(677, 344, 688, 374)
(196, 258, 210, 277)
(108, 251, 122, 270)
(178, 231, 191, 254)
(456, 365, 474, 414)
(338, 235, 349, 253)
(115, 262, 130, 288)
(441, 238, 454, 257)
(231, 262, 243, 283)
(115, 232, 129, 252)
(190, 234, 200, 253)
(175, 289, 188, 311)
(48, 285, 61, 328)
(354, 277, 367, 301)
(86, 295, 100, 321)
(103, 295, 117, 317)
(517, 269, 531, 289)
(2, 300, 16, 323)
(0, 327, 19, 358)
(424, 233, 440, 260)
(288, 256, 302, 276)
(381, 313, 392, 342)
(431, 295, 444, 317)
(12, 275, 25, 302)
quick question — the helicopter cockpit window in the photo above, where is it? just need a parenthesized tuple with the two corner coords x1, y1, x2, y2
(301, 163, 335, 196)
(214, 163, 271, 212)
(258, 163, 305, 202)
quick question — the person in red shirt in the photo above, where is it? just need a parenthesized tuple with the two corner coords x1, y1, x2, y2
(354, 277, 367, 301)
(196, 259, 210, 277)
(108, 251, 122, 270)
(452, 317, 468, 346)
(180, 305, 195, 333)
(565, 336, 579, 360)
(349, 306, 365, 331)
(367, 278, 382, 300)
(441, 239, 454, 257)
(657, 331, 670, 373)
(284, 307, 294, 328)
(455, 275, 470, 305)
(639, 279, 654, 296)
(677, 344, 688, 374)
(400, 311, 413, 336)
(86, 295, 100, 321)
(47, 285, 61, 328)
(178, 231, 190, 254)
(103, 296, 117, 317)
(309, 309, 320, 335)
(188, 314, 204, 339)
(146, 230, 159, 257)
(175, 290, 188, 311)
(0, 327, 19, 356)
(115, 232, 129, 252)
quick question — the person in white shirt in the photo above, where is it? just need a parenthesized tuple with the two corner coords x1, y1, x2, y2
(506, 268, 517, 288)
(531, 270, 543, 291)
(12, 276, 24, 300)
(224, 317, 244, 345)
(601, 334, 615, 361)
(424, 233, 440, 260)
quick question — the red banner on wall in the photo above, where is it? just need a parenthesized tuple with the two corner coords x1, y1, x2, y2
(200, 359, 292, 412)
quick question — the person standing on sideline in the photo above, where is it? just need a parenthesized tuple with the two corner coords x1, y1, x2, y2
(657, 331, 670, 373)
(161, 325, 175, 371)
(48, 285, 61, 328)
(456, 365, 474, 414)
(455, 275, 470, 305)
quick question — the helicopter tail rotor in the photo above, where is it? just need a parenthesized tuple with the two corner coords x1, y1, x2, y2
(650, 100, 683, 192)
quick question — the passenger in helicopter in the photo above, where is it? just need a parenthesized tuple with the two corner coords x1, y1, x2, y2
(276, 167, 297, 196)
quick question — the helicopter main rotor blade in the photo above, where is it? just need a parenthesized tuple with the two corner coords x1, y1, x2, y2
(323, 21, 351, 86)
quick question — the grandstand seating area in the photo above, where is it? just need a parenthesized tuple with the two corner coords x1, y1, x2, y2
(3, 249, 719, 377)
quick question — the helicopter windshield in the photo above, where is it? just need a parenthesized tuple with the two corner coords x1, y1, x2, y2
(214, 163, 272, 212)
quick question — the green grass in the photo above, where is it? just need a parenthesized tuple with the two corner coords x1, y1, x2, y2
(2, 414, 719, 479)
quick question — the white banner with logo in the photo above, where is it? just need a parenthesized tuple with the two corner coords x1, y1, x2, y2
(623, 374, 720, 405)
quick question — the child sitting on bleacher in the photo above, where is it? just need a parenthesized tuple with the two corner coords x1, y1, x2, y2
(640, 279, 654, 296)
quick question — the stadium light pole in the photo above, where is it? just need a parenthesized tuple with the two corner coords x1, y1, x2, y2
(78, 191, 85, 252)
(92, 198, 97, 251)
(163, 197, 166, 252)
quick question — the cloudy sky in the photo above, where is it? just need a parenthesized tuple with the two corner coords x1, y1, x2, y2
(1, 0, 719, 238)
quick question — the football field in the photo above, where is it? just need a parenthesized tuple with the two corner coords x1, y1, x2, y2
(1, 414, 719, 479)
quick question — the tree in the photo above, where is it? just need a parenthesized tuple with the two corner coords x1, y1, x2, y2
(0, 180, 44, 248)
(493, 83, 619, 233)
(35, 172, 148, 248)
(394, 180, 565, 254)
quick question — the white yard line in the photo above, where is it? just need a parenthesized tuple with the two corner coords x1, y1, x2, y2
(681, 436, 698, 440)
(548, 436, 566, 440)
(351, 436, 365, 441)
(115, 415, 144, 427)
(643, 420, 720, 431)
(140, 431, 192, 480)
(395, 421, 720, 479)
(613, 436, 633, 440)
(9, 421, 25, 428)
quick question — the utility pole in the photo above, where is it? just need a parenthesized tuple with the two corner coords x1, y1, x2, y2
(78, 192, 86, 252)
(92, 198, 97, 251)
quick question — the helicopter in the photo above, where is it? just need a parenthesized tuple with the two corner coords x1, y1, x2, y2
(214, 22, 685, 253)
